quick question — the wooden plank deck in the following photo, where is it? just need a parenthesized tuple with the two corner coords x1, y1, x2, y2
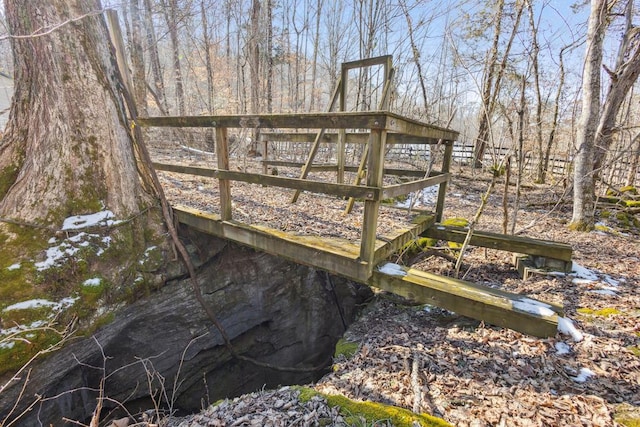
(174, 205, 435, 283)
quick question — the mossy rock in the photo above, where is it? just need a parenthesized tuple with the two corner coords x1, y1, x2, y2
(295, 387, 452, 427)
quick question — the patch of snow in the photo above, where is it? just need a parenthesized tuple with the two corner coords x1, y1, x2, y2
(181, 145, 214, 155)
(555, 342, 571, 355)
(588, 289, 618, 297)
(48, 237, 57, 244)
(378, 262, 407, 277)
(395, 187, 439, 208)
(512, 299, 555, 317)
(570, 262, 599, 284)
(82, 278, 102, 287)
(2, 297, 78, 313)
(572, 367, 595, 383)
(7, 263, 20, 271)
(0, 341, 15, 350)
(603, 275, 620, 287)
(62, 210, 121, 231)
(3, 299, 58, 311)
(558, 317, 584, 342)
(35, 231, 112, 271)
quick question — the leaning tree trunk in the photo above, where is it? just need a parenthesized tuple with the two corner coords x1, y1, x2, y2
(0, 0, 153, 225)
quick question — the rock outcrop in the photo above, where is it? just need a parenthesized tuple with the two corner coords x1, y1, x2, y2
(0, 226, 371, 425)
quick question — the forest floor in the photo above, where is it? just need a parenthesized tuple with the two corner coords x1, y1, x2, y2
(156, 146, 640, 426)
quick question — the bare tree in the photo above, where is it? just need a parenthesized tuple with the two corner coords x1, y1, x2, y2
(472, 0, 525, 169)
(143, 0, 168, 114)
(593, 0, 640, 174)
(129, 0, 147, 115)
(571, 0, 608, 230)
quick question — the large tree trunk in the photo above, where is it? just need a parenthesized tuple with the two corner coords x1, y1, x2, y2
(571, 0, 608, 230)
(0, 0, 154, 225)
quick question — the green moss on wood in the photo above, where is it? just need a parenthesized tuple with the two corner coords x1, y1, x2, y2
(442, 217, 469, 249)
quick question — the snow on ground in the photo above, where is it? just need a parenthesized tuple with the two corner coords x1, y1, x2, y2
(395, 186, 438, 208)
(570, 261, 600, 284)
(82, 278, 102, 287)
(6, 263, 20, 271)
(557, 316, 584, 342)
(572, 367, 596, 383)
(554, 341, 572, 355)
(378, 262, 407, 276)
(2, 297, 78, 312)
(61, 210, 121, 231)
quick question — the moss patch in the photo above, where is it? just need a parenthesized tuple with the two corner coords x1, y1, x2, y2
(334, 338, 359, 359)
(442, 217, 469, 249)
(294, 387, 451, 427)
(577, 307, 622, 317)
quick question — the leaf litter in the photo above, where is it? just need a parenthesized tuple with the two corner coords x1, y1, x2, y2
(154, 150, 640, 426)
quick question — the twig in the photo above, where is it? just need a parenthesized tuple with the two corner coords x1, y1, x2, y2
(0, 9, 106, 40)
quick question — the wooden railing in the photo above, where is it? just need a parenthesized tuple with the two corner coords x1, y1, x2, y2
(137, 111, 458, 270)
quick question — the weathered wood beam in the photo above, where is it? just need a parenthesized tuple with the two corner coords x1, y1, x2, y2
(342, 55, 393, 70)
(370, 265, 562, 337)
(137, 112, 388, 130)
(436, 143, 453, 222)
(260, 161, 435, 178)
(174, 205, 371, 282)
(381, 173, 450, 199)
(260, 132, 446, 145)
(385, 113, 459, 141)
(153, 162, 381, 200)
(215, 127, 232, 220)
(422, 225, 573, 262)
(360, 130, 386, 267)
(261, 160, 338, 171)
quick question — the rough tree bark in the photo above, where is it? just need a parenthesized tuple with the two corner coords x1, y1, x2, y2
(0, 0, 154, 225)
(593, 0, 640, 174)
(571, 0, 608, 230)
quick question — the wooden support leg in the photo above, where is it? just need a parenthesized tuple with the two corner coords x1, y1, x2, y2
(360, 129, 386, 272)
(435, 143, 453, 222)
(216, 127, 232, 221)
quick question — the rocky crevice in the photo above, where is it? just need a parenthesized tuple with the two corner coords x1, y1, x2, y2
(0, 226, 372, 425)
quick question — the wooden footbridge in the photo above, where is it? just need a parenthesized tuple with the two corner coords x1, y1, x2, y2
(135, 57, 572, 338)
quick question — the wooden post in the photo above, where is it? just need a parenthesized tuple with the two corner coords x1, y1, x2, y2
(216, 127, 232, 220)
(261, 134, 268, 175)
(360, 129, 386, 270)
(435, 142, 453, 222)
(337, 65, 348, 185)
